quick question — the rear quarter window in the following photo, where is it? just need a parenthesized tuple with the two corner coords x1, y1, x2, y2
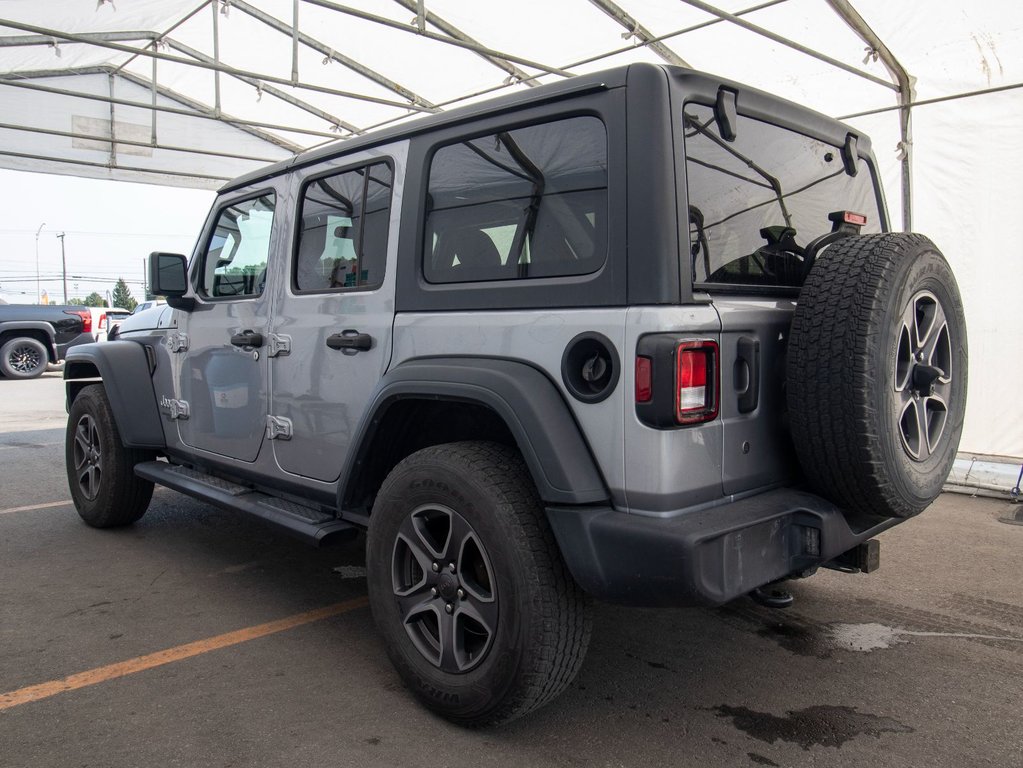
(423, 115, 608, 284)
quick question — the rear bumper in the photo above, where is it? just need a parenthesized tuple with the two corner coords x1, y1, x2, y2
(57, 332, 96, 361)
(546, 489, 898, 607)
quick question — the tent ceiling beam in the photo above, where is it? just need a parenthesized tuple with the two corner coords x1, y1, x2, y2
(0, 72, 324, 146)
(825, 0, 912, 230)
(390, 0, 538, 87)
(164, 39, 362, 135)
(0, 17, 433, 112)
(112, 0, 212, 75)
(677, 0, 896, 90)
(0, 148, 233, 182)
(301, 0, 573, 79)
(0, 120, 283, 163)
(587, 0, 690, 67)
(230, 0, 438, 109)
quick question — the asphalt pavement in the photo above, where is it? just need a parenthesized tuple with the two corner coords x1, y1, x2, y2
(1, 371, 1021, 767)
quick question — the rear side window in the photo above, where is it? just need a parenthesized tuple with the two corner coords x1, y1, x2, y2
(294, 161, 394, 292)
(683, 103, 882, 288)
(424, 116, 608, 284)
(199, 193, 275, 299)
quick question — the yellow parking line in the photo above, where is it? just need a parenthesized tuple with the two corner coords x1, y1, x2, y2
(0, 596, 369, 711)
(0, 500, 72, 515)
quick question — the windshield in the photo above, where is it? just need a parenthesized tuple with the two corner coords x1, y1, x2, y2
(683, 103, 882, 288)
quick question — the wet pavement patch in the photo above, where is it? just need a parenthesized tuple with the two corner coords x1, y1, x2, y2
(747, 753, 780, 766)
(756, 621, 831, 658)
(714, 704, 913, 749)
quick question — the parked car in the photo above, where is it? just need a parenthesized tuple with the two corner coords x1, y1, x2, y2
(0, 304, 94, 378)
(64, 64, 967, 726)
(130, 299, 166, 315)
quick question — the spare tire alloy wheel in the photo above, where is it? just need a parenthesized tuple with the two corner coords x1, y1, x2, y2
(367, 441, 591, 727)
(787, 233, 967, 520)
(1, 337, 48, 379)
(895, 290, 953, 461)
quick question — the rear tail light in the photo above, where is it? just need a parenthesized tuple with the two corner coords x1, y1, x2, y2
(98, 314, 107, 330)
(675, 340, 718, 424)
(64, 309, 91, 333)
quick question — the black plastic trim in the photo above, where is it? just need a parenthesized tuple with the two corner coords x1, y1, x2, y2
(546, 488, 900, 607)
(64, 341, 165, 449)
(339, 357, 608, 508)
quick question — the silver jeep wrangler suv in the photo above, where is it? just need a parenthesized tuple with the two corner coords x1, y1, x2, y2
(64, 63, 967, 726)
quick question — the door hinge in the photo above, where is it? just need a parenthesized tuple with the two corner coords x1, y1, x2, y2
(265, 415, 293, 440)
(165, 332, 189, 353)
(159, 396, 190, 420)
(267, 333, 292, 358)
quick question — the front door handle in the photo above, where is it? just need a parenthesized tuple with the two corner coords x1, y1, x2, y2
(326, 330, 373, 352)
(230, 330, 264, 348)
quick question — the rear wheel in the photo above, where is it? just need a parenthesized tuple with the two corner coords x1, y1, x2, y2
(1, 336, 49, 379)
(366, 441, 591, 727)
(787, 233, 967, 519)
(66, 385, 155, 527)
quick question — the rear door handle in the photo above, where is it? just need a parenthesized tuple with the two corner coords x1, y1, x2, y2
(326, 330, 373, 352)
(230, 330, 264, 348)
(736, 336, 760, 413)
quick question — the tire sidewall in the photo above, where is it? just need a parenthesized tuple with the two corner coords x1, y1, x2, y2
(366, 453, 534, 722)
(869, 245, 968, 513)
(66, 388, 126, 524)
(1, 337, 48, 379)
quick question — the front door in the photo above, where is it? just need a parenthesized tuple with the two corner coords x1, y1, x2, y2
(175, 189, 280, 462)
(268, 149, 403, 482)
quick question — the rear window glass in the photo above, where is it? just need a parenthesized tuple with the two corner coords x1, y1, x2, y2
(294, 161, 393, 292)
(683, 103, 882, 288)
(424, 116, 608, 284)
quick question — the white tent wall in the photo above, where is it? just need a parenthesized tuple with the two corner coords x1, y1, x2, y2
(0, 0, 1019, 463)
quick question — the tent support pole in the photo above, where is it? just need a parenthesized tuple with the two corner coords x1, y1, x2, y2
(212, 0, 221, 116)
(0, 17, 430, 112)
(108, 74, 117, 168)
(677, 0, 895, 90)
(231, 0, 435, 108)
(587, 0, 691, 67)
(151, 48, 158, 145)
(291, 0, 300, 84)
(390, 0, 538, 87)
(825, 0, 914, 231)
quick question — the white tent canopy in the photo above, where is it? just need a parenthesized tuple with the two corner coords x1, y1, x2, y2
(0, 0, 1020, 458)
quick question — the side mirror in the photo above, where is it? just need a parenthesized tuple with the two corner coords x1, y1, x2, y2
(148, 252, 194, 311)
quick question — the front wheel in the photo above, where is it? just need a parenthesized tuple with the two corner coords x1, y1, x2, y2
(366, 441, 591, 727)
(66, 385, 155, 527)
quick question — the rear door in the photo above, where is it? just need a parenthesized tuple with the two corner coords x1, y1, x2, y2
(267, 147, 404, 482)
(681, 100, 884, 495)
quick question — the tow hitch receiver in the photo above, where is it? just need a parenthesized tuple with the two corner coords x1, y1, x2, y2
(826, 539, 881, 574)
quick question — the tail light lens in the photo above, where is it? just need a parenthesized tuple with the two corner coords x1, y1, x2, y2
(64, 309, 91, 333)
(675, 341, 718, 424)
(98, 314, 107, 330)
(635, 356, 652, 403)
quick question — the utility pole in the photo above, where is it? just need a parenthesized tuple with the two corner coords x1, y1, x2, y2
(57, 232, 68, 304)
(34, 222, 46, 304)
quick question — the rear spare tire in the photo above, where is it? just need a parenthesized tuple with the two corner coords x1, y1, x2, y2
(787, 233, 967, 519)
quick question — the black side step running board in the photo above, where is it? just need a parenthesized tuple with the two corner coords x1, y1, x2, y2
(134, 461, 357, 546)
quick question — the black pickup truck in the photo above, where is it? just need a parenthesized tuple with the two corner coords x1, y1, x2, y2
(0, 305, 95, 379)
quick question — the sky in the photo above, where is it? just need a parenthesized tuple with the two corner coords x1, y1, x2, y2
(0, 168, 214, 305)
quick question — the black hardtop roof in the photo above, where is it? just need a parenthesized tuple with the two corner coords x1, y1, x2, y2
(220, 64, 634, 194)
(220, 62, 872, 194)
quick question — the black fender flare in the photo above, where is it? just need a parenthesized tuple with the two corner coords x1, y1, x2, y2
(64, 341, 165, 449)
(0, 320, 57, 360)
(339, 357, 608, 508)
